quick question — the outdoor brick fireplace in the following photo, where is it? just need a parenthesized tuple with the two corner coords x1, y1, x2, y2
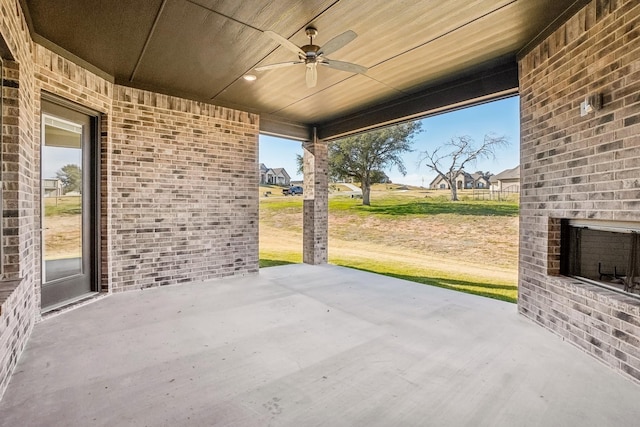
(519, 0, 640, 383)
(561, 220, 640, 296)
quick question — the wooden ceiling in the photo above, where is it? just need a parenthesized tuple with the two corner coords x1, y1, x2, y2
(21, 0, 586, 140)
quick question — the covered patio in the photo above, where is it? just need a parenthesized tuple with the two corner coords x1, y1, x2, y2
(1, 0, 639, 415)
(1, 264, 638, 426)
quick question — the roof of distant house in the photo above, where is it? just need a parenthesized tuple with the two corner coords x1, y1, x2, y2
(430, 170, 489, 185)
(493, 165, 520, 181)
(470, 171, 491, 181)
(269, 168, 290, 178)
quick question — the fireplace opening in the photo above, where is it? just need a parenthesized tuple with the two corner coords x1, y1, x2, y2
(561, 219, 640, 297)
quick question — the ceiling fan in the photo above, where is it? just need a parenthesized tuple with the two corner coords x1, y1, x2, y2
(255, 27, 368, 88)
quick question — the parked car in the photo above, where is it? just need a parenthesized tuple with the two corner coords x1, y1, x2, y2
(282, 186, 303, 196)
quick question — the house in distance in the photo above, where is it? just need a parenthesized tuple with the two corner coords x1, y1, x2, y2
(490, 165, 520, 193)
(429, 170, 493, 190)
(260, 163, 291, 186)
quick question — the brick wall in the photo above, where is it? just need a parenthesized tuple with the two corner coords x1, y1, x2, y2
(2, 60, 22, 280)
(0, 0, 36, 399)
(519, 0, 640, 383)
(110, 87, 259, 291)
(0, 59, 33, 401)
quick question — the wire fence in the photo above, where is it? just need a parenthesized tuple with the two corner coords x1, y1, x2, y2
(471, 187, 520, 201)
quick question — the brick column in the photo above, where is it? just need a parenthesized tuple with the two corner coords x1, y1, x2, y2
(302, 130, 328, 265)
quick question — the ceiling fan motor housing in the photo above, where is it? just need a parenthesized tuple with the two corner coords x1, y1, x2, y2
(301, 44, 320, 62)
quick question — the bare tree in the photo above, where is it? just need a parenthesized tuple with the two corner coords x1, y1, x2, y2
(420, 134, 509, 201)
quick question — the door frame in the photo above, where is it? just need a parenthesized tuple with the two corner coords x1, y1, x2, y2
(40, 93, 101, 311)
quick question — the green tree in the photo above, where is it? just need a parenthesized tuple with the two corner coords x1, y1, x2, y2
(55, 164, 82, 194)
(296, 153, 303, 176)
(329, 122, 421, 205)
(420, 134, 508, 201)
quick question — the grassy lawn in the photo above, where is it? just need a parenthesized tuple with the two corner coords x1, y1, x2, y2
(44, 196, 82, 216)
(260, 185, 519, 303)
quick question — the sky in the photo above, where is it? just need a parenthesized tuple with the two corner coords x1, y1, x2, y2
(43, 146, 82, 179)
(259, 96, 520, 187)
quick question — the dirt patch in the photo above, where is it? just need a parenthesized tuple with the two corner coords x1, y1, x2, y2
(260, 193, 519, 285)
(43, 215, 82, 260)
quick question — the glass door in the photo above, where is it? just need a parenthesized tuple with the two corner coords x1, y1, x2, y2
(41, 100, 96, 310)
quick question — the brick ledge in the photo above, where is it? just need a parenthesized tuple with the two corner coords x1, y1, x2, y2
(0, 278, 24, 316)
(547, 275, 640, 315)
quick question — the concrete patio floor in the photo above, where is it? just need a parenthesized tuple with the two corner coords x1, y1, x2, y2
(1, 264, 639, 426)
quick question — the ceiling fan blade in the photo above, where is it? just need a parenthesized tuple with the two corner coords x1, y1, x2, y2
(306, 63, 317, 88)
(263, 30, 305, 56)
(320, 59, 368, 74)
(255, 61, 303, 71)
(319, 30, 357, 56)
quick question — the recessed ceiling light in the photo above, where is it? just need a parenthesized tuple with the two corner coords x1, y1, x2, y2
(243, 74, 257, 81)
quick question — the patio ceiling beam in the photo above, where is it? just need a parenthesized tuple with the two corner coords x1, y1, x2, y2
(315, 59, 519, 141)
(259, 114, 313, 142)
